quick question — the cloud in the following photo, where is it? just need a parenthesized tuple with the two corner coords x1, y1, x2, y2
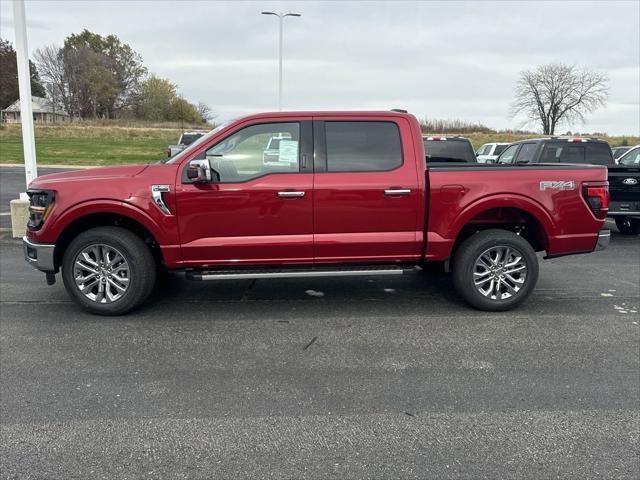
(0, 0, 638, 134)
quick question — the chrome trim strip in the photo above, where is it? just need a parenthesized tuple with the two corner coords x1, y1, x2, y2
(151, 184, 171, 215)
(607, 211, 640, 216)
(197, 268, 405, 281)
(23, 236, 56, 272)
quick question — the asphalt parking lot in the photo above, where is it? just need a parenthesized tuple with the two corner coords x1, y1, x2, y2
(1, 166, 639, 479)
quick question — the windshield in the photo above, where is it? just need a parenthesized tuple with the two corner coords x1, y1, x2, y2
(424, 139, 475, 163)
(619, 147, 640, 166)
(164, 122, 231, 164)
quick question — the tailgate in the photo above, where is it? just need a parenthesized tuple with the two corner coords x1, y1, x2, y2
(608, 166, 640, 211)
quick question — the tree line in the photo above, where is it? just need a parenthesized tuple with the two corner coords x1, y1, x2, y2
(0, 30, 212, 124)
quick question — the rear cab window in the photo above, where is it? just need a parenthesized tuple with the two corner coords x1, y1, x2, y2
(423, 138, 476, 163)
(540, 141, 613, 165)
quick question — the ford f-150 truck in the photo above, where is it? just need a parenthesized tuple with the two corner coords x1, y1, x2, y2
(23, 111, 610, 315)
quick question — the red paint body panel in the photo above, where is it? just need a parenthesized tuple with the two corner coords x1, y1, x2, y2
(426, 167, 607, 259)
(26, 110, 607, 271)
(175, 174, 314, 266)
(312, 114, 424, 263)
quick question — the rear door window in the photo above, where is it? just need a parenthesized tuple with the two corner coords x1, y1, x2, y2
(325, 121, 403, 172)
(514, 143, 537, 164)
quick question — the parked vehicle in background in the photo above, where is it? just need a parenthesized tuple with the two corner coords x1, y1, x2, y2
(611, 146, 640, 234)
(167, 131, 207, 158)
(423, 136, 476, 163)
(497, 137, 640, 235)
(476, 142, 510, 163)
(23, 111, 609, 315)
(611, 146, 632, 163)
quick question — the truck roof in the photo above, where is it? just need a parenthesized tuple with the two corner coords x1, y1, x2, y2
(510, 137, 609, 144)
(238, 110, 417, 120)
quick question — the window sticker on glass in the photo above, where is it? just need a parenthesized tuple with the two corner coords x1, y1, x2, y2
(278, 140, 299, 164)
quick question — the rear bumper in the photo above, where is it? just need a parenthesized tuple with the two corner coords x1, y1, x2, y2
(594, 229, 610, 251)
(608, 200, 640, 218)
(23, 236, 56, 273)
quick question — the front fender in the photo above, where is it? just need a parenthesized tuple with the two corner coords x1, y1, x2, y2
(28, 198, 177, 246)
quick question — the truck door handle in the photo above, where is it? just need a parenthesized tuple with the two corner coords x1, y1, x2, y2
(384, 188, 411, 196)
(278, 191, 305, 198)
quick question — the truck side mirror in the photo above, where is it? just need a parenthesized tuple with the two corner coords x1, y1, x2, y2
(187, 159, 213, 183)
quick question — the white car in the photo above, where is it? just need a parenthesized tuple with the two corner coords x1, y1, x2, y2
(476, 142, 510, 163)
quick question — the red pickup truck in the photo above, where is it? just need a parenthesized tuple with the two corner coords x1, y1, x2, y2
(23, 111, 610, 315)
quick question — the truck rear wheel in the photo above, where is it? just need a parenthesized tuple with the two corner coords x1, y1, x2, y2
(61, 227, 156, 315)
(615, 217, 640, 235)
(452, 229, 539, 311)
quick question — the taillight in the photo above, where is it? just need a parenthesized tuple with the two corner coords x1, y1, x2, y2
(27, 190, 55, 230)
(582, 185, 609, 219)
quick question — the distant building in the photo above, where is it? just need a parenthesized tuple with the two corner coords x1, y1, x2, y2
(1, 96, 69, 123)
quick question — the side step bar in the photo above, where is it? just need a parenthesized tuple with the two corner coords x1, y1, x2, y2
(186, 265, 421, 281)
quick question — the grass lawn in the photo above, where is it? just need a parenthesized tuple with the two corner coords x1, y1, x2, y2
(0, 125, 180, 166)
(1, 124, 637, 166)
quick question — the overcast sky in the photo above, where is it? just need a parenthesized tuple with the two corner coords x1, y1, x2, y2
(1, 0, 638, 135)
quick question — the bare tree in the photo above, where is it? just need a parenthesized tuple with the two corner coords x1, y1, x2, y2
(34, 45, 73, 119)
(196, 101, 215, 124)
(511, 64, 608, 135)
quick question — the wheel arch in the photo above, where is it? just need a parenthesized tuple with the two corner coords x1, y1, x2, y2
(53, 204, 165, 270)
(448, 195, 555, 257)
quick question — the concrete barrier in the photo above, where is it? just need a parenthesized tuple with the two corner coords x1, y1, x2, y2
(10, 198, 29, 238)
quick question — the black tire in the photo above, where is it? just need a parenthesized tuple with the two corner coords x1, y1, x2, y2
(61, 226, 156, 315)
(452, 229, 539, 311)
(615, 217, 640, 235)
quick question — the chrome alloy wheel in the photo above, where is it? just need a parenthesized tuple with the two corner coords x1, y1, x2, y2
(73, 244, 130, 303)
(473, 245, 527, 300)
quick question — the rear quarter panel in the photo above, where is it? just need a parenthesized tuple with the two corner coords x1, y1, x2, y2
(425, 165, 608, 260)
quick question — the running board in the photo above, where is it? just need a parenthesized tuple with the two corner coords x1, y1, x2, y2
(186, 265, 421, 281)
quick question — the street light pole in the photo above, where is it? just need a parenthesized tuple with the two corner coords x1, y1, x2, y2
(261, 11, 301, 111)
(12, 0, 37, 190)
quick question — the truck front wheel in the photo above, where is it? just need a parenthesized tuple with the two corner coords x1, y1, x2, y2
(615, 217, 640, 235)
(61, 227, 157, 315)
(452, 229, 539, 311)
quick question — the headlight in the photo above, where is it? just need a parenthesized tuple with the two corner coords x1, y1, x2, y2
(27, 190, 55, 230)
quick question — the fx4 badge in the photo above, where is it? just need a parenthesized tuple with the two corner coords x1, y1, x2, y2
(540, 180, 575, 191)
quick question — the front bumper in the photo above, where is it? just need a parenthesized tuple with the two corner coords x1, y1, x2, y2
(595, 229, 610, 251)
(23, 236, 56, 273)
